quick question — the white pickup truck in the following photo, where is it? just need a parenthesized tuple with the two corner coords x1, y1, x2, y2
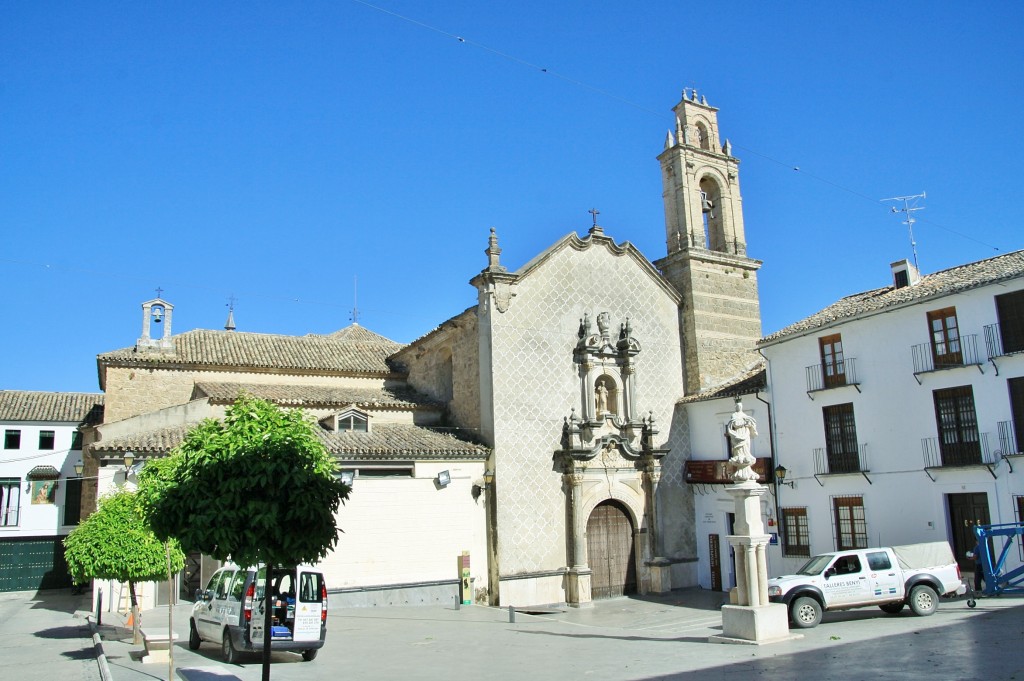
(767, 542, 966, 628)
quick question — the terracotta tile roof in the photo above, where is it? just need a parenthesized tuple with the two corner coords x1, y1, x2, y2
(92, 422, 488, 460)
(0, 390, 105, 424)
(319, 424, 489, 460)
(322, 324, 398, 344)
(676, 364, 767, 404)
(761, 250, 1024, 346)
(92, 422, 197, 455)
(98, 325, 405, 375)
(191, 382, 441, 409)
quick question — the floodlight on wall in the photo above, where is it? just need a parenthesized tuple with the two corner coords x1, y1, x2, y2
(123, 452, 136, 471)
(437, 470, 451, 488)
(774, 465, 795, 488)
(74, 460, 84, 477)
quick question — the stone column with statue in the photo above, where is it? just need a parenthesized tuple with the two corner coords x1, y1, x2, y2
(709, 399, 799, 645)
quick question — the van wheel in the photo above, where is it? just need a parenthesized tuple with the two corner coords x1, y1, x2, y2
(188, 621, 201, 650)
(908, 585, 938, 616)
(302, 649, 318, 661)
(222, 631, 238, 664)
(790, 596, 822, 628)
(879, 602, 905, 614)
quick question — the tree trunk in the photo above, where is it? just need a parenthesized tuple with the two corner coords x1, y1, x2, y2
(129, 580, 141, 644)
(262, 566, 273, 681)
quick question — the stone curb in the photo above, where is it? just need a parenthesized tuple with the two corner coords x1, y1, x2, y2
(87, 616, 114, 681)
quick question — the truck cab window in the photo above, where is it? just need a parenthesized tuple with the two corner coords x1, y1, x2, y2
(833, 555, 862, 575)
(867, 551, 892, 571)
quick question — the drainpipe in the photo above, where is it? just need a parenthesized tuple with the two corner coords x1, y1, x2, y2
(754, 348, 780, 542)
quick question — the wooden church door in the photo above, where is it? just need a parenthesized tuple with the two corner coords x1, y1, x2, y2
(586, 500, 637, 599)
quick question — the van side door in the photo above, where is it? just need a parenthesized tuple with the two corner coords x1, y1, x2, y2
(213, 568, 237, 628)
(195, 569, 226, 640)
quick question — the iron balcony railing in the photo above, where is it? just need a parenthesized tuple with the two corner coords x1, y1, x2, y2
(805, 357, 860, 393)
(813, 444, 867, 475)
(922, 431, 994, 468)
(985, 324, 1006, 359)
(911, 334, 982, 374)
(997, 420, 1022, 457)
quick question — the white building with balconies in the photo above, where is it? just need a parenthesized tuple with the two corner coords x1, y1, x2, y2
(757, 251, 1024, 580)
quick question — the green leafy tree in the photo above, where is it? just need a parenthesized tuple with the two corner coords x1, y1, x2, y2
(137, 395, 349, 680)
(63, 490, 186, 643)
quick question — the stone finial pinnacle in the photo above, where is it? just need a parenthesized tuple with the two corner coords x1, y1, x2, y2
(664, 130, 674, 150)
(485, 227, 504, 271)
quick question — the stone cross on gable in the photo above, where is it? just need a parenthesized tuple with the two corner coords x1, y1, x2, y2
(588, 208, 600, 226)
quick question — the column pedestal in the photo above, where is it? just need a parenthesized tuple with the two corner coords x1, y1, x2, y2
(708, 481, 801, 645)
(566, 567, 593, 608)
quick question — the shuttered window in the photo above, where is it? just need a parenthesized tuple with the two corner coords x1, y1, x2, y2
(832, 495, 867, 551)
(933, 386, 981, 465)
(996, 290, 1024, 354)
(823, 403, 859, 473)
(782, 507, 810, 557)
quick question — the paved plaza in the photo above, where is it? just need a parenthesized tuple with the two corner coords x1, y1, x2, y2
(3, 588, 1023, 681)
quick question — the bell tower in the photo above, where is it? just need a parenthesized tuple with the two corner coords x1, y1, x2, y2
(654, 89, 763, 394)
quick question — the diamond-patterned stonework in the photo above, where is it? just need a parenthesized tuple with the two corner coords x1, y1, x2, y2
(487, 235, 694, 575)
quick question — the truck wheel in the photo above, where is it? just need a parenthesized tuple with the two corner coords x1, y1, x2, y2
(222, 631, 238, 664)
(302, 649, 318, 661)
(879, 602, 905, 614)
(908, 585, 938, 616)
(188, 620, 201, 650)
(790, 596, 822, 628)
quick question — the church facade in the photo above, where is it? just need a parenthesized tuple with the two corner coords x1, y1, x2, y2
(84, 89, 765, 609)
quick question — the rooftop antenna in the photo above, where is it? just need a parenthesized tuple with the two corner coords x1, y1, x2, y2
(882, 192, 926, 272)
(351, 276, 359, 325)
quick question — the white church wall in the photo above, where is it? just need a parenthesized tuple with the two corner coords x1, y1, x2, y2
(484, 235, 691, 603)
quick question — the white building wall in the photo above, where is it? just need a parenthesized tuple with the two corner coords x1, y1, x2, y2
(686, 397, 776, 591)
(322, 461, 487, 596)
(762, 279, 1024, 578)
(0, 420, 84, 539)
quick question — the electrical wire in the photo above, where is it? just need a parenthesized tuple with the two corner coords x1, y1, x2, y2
(348, 0, 1005, 253)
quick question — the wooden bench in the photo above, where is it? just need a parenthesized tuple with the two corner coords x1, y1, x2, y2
(140, 628, 179, 664)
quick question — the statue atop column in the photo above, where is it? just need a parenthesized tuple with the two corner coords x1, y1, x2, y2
(726, 399, 758, 483)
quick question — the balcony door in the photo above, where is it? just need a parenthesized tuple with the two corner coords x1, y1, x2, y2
(928, 307, 962, 367)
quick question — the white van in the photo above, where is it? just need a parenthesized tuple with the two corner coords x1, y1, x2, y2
(189, 563, 327, 662)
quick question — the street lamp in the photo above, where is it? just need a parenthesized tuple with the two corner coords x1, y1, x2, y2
(774, 464, 795, 488)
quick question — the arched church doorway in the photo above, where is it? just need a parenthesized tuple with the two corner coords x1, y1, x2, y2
(586, 500, 637, 599)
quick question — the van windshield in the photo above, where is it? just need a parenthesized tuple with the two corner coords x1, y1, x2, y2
(796, 555, 833, 576)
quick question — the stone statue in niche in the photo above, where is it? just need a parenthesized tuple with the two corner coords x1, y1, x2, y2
(596, 383, 609, 414)
(726, 399, 759, 483)
(594, 376, 616, 416)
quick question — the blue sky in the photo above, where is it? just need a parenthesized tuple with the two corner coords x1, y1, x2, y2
(2, 1, 1021, 394)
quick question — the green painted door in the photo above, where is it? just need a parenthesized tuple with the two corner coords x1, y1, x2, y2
(0, 536, 72, 592)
